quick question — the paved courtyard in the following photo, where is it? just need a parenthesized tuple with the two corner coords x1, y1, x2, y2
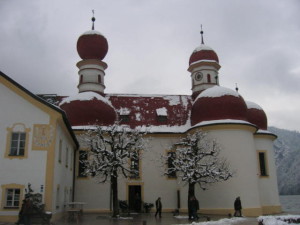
(0, 212, 259, 225)
(53, 212, 258, 225)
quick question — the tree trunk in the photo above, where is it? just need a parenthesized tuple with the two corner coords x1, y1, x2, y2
(111, 173, 119, 217)
(188, 182, 195, 199)
(187, 182, 195, 219)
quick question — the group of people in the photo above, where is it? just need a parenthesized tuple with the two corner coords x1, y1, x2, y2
(154, 196, 242, 220)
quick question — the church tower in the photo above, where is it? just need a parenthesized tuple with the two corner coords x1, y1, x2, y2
(76, 13, 108, 95)
(188, 28, 221, 99)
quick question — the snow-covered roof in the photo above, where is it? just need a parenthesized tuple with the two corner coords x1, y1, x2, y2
(119, 107, 131, 115)
(156, 107, 167, 116)
(246, 101, 263, 110)
(59, 91, 114, 108)
(192, 119, 255, 129)
(56, 91, 270, 134)
(108, 94, 192, 129)
(197, 86, 240, 99)
(80, 30, 104, 36)
(193, 44, 214, 53)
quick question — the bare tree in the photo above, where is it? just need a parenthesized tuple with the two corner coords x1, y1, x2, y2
(80, 123, 148, 217)
(163, 130, 233, 201)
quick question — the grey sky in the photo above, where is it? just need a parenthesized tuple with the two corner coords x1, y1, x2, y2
(0, 0, 299, 131)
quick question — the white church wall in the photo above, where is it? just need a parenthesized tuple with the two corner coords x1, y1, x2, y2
(52, 125, 76, 213)
(254, 136, 281, 210)
(0, 82, 50, 217)
(192, 126, 262, 214)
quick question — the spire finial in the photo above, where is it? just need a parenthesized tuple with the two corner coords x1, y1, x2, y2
(235, 83, 239, 92)
(91, 10, 95, 30)
(200, 24, 204, 45)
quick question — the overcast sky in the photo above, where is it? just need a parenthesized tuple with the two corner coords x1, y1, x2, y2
(0, 0, 299, 132)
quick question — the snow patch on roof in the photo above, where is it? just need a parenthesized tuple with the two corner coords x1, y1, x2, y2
(192, 119, 254, 128)
(193, 44, 214, 53)
(162, 96, 180, 105)
(119, 107, 131, 115)
(256, 129, 274, 135)
(135, 113, 141, 121)
(197, 86, 240, 99)
(246, 101, 263, 110)
(189, 59, 218, 67)
(80, 30, 104, 36)
(156, 107, 167, 116)
(59, 92, 114, 108)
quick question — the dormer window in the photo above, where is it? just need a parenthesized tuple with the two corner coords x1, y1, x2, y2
(156, 107, 168, 122)
(119, 108, 131, 122)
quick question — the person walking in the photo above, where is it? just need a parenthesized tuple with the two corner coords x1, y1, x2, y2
(234, 196, 242, 217)
(155, 197, 162, 218)
(190, 196, 199, 220)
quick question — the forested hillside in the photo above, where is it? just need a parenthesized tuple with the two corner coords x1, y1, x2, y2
(269, 127, 300, 195)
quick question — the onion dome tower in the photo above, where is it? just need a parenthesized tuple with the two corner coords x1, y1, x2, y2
(246, 101, 268, 130)
(191, 86, 248, 126)
(60, 13, 117, 126)
(188, 27, 221, 100)
(76, 13, 108, 94)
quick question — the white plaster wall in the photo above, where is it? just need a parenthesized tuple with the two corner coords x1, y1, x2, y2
(0, 83, 49, 198)
(193, 127, 262, 210)
(52, 125, 76, 213)
(74, 128, 270, 212)
(142, 136, 182, 209)
(74, 135, 183, 211)
(254, 136, 280, 207)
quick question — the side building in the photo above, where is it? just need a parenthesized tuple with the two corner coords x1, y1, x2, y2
(0, 71, 78, 222)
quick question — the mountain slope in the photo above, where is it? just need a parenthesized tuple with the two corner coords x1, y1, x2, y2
(269, 126, 300, 195)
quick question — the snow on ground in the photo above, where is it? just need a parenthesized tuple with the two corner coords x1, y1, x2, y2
(174, 217, 247, 225)
(258, 215, 300, 225)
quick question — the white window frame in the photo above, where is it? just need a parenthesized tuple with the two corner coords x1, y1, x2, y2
(5, 188, 21, 208)
(10, 132, 26, 156)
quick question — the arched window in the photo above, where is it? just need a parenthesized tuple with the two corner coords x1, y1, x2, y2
(207, 74, 211, 83)
(98, 75, 102, 84)
(5, 123, 30, 159)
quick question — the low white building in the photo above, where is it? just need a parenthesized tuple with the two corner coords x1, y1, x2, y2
(0, 72, 78, 222)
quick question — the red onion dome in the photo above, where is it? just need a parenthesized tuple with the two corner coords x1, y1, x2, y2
(77, 30, 108, 60)
(246, 101, 268, 130)
(191, 86, 248, 126)
(59, 92, 116, 126)
(189, 44, 219, 65)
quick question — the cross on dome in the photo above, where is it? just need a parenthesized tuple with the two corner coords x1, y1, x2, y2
(92, 10, 95, 30)
(200, 24, 204, 45)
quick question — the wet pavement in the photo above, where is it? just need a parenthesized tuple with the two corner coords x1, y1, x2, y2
(0, 212, 259, 225)
(53, 212, 258, 225)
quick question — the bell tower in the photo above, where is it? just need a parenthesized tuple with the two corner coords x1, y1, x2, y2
(76, 12, 109, 95)
(188, 27, 221, 99)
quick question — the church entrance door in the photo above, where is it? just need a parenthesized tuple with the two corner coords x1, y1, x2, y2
(128, 185, 141, 212)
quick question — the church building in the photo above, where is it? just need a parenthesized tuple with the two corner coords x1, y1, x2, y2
(0, 17, 281, 222)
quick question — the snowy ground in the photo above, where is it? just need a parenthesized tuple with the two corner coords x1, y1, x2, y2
(174, 216, 251, 225)
(173, 195, 300, 225)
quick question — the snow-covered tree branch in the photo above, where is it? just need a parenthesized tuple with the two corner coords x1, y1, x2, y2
(79, 123, 148, 217)
(163, 130, 233, 197)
